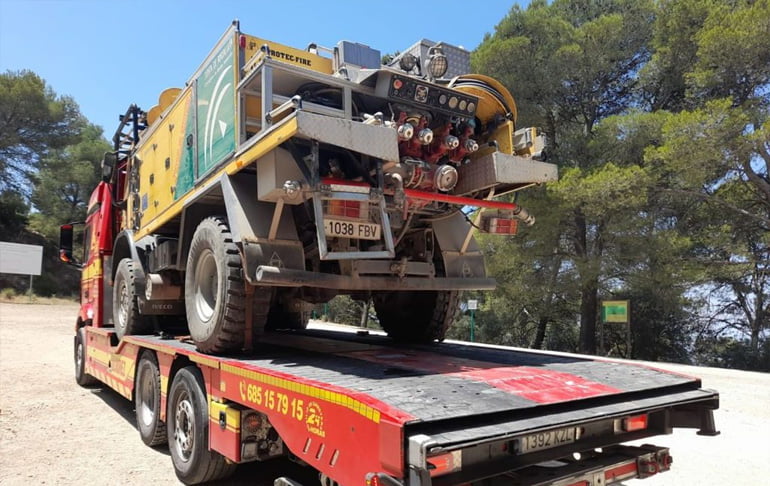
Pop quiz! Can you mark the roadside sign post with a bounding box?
[600,300,631,356]
[0,242,43,299]
[467,299,478,342]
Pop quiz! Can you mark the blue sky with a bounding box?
[0,0,521,137]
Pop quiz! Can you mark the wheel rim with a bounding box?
[76,339,84,374]
[137,365,155,427]
[117,281,129,333]
[173,392,195,462]
[193,248,218,328]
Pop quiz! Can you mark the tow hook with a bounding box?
[390,257,409,279]
[637,449,672,478]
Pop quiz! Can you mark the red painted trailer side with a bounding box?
[77,323,718,486]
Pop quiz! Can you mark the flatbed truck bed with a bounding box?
[78,324,719,486]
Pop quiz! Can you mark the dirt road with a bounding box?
[0,302,314,486]
[0,302,178,484]
[1,302,768,485]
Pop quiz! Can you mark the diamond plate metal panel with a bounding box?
[453,152,558,195]
[399,39,471,79]
[294,111,399,162]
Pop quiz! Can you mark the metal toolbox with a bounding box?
[453,151,558,196]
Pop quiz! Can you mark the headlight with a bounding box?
[399,53,417,72]
[427,47,448,79]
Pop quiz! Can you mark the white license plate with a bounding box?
[519,427,577,453]
[324,219,381,240]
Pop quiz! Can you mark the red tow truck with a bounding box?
[58,23,719,486]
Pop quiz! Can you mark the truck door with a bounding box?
[80,182,113,328]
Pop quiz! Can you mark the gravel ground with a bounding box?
[1,302,768,485]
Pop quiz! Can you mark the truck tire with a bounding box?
[74,327,98,387]
[135,351,167,446]
[184,217,249,353]
[167,366,236,484]
[373,290,460,343]
[113,258,151,340]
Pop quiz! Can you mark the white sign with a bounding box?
[0,242,43,276]
[467,299,478,311]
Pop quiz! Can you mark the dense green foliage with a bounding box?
[29,124,110,238]
[469,0,769,369]
[0,70,106,296]
[0,70,83,196]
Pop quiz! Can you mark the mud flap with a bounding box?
[241,239,305,285]
[220,172,305,283]
[431,212,487,279]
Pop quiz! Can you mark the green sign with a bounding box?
[175,96,196,199]
[196,35,236,176]
[602,300,630,323]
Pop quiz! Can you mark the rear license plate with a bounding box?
[324,219,381,240]
[519,427,577,453]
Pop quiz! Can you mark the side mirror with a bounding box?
[59,222,84,268]
[102,152,117,182]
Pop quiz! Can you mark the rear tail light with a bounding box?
[365,474,382,486]
[325,200,366,219]
[427,450,462,477]
[480,210,519,235]
[622,414,649,432]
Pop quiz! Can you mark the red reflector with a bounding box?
[242,413,262,434]
[623,414,648,432]
[482,216,519,235]
[327,200,362,219]
[427,451,462,477]
[239,34,247,49]
[605,462,638,481]
[366,474,381,486]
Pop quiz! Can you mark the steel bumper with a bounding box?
[254,265,496,291]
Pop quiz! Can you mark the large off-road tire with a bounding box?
[184,217,250,353]
[135,351,167,446]
[113,258,151,340]
[373,290,460,343]
[74,327,98,387]
[167,366,236,484]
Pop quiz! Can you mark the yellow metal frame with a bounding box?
[134,116,299,240]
